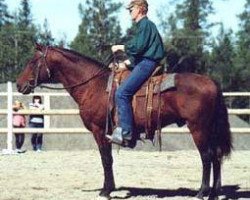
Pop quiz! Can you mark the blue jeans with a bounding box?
[29,122,44,150]
[115,58,156,132]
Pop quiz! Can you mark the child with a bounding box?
[29,96,44,152]
[13,100,26,153]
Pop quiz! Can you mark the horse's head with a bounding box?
[17,43,53,94]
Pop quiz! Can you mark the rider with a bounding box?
[106,0,165,145]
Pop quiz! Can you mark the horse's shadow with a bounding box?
[113,185,250,199]
[82,185,250,199]
[112,186,197,199]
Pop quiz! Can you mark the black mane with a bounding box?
[52,46,106,67]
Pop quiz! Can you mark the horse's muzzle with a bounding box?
[16,82,33,94]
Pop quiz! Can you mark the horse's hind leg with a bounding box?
[208,154,222,200]
[196,148,212,199]
[191,128,222,200]
[190,129,212,199]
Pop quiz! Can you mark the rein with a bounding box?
[39,68,108,90]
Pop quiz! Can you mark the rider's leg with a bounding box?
[107,58,156,143]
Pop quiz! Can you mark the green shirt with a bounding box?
[125,17,165,66]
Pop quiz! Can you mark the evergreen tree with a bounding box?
[0,0,37,83]
[70,0,122,61]
[209,27,235,91]
[160,0,216,74]
[234,0,250,91]
[37,18,55,45]
[0,0,12,28]
[18,0,31,27]
[0,0,14,82]
[16,0,37,72]
[0,23,16,82]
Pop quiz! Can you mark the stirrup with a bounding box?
[105,127,132,145]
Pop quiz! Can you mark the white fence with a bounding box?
[1,82,250,152]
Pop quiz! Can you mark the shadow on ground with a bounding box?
[82,185,250,199]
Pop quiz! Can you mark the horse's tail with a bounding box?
[211,81,233,158]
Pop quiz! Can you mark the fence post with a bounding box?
[7,81,13,151]
[2,82,14,154]
[44,94,50,129]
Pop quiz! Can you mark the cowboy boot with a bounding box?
[106,127,123,144]
[106,127,132,145]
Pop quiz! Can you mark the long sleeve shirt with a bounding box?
[125,16,165,66]
[29,103,44,124]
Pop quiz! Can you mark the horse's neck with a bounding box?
[56,60,87,86]
[54,56,108,105]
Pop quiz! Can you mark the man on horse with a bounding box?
[106,0,165,145]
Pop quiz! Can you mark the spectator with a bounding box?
[29,96,44,152]
[12,100,26,153]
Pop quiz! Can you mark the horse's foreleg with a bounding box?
[88,122,116,198]
[196,150,212,199]
[98,144,115,198]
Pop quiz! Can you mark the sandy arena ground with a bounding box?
[0,150,249,200]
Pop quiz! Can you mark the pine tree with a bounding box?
[70,0,122,61]
[0,0,12,28]
[161,0,215,74]
[234,0,250,91]
[0,0,37,82]
[209,27,235,91]
[0,0,14,82]
[0,20,18,82]
[37,18,55,46]
[16,0,37,69]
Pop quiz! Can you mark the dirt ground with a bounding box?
[0,150,249,200]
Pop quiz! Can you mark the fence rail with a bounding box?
[1,82,250,153]
[0,109,79,115]
[1,108,250,115]
[0,109,250,115]
[1,92,250,97]
[0,127,250,134]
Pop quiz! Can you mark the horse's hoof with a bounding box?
[192,197,204,200]
[208,196,219,200]
[99,188,113,200]
[96,196,111,200]
[208,191,219,200]
[195,193,205,200]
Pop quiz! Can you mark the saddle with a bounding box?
[106,65,176,142]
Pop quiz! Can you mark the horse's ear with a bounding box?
[35,43,43,51]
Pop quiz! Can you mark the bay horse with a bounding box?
[16,44,232,200]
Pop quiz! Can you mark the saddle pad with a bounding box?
[155,73,176,93]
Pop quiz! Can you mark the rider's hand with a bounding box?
[124,59,131,66]
[116,59,131,72]
[111,45,125,53]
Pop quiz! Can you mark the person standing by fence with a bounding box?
[29,96,44,152]
[12,100,26,153]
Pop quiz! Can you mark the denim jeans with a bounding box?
[115,58,156,132]
[29,122,44,150]
[13,125,25,149]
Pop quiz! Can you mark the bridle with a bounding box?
[27,46,51,92]
[28,46,110,91]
